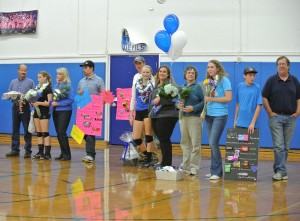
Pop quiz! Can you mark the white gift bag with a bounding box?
[28,110,36,134]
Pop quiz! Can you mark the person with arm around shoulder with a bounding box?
[177,66,204,176]
[203,60,232,180]
[52,67,74,161]
[78,60,105,163]
[6,64,35,158]
[262,56,300,181]
[31,71,53,160]
[234,67,262,134]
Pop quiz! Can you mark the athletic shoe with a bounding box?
[81,156,95,163]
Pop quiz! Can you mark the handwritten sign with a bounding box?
[70,125,84,144]
[224,128,259,182]
[76,95,103,136]
[74,88,92,109]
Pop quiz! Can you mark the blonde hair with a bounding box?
[38,71,52,87]
[56,67,71,84]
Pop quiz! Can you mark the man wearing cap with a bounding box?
[262,56,300,181]
[234,66,262,134]
[78,60,105,163]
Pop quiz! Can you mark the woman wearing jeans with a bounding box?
[203,60,232,180]
[52,67,74,161]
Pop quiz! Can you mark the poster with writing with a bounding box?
[76,95,103,136]
[74,88,92,109]
[0,10,38,35]
[224,128,259,182]
[70,125,85,144]
[116,88,132,120]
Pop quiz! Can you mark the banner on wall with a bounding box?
[0,10,38,35]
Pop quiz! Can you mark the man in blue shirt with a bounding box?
[78,60,105,163]
[262,56,300,181]
[234,67,262,134]
[6,64,35,158]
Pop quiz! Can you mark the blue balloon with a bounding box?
[155,30,171,53]
[163,14,179,35]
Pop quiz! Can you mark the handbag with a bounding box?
[28,110,36,134]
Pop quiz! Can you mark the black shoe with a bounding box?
[61,157,71,161]
[32,152,43,159]
[54,155,63,160]
[24,150,32,158]
[40,154,51,160]
[140,162,151,168]
[6,150,20,157]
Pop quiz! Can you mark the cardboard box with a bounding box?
[155,170,184,181]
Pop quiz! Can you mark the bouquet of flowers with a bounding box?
[119,131,139,166]
[200,75,219,119]
[1,91,22,100]
[178,87,193,119]
[23,82,49,103]
[53,85,70,101]
[158,83,179,100]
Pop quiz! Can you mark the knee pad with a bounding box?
[42,132,49,138]
[37,132,43,137]
[133,138,142,146]
[145,135,153,143]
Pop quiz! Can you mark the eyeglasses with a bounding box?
[186,71,195,75]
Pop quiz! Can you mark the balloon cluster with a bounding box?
[155,14,187,60]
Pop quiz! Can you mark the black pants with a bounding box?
[53,110,72,159]
[12,103,32,151]
[152,117,178,167]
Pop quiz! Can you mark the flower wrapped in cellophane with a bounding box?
[119,131,139,166]
[23,82,49,103]
[1,91,22,100]
[200,75,219,119]
[53,85,70,101]
[178,86,193,119]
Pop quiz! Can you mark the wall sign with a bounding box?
[224,128,259,182]
[0,10,38,35]
[121,28,147,52]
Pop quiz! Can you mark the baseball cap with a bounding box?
[133,56,145,63]
[244,67,257,74]
[79,60,94,68]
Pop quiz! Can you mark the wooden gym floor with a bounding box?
[0,136,300,220]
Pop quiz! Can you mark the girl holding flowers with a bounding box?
[31,71,53,160]
[177,66,204,175]
[203,60,232,180]
[129,65,155,168]
[51,67,74,161]
[149,65,179,168]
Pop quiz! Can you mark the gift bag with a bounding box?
[28,110,36,134]
[119,131,139,166]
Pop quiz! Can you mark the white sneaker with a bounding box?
[81,156,94,163]
[205,173,211,178]
[210,175,221,180]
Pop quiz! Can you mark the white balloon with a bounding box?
[167,30,187,60]
[168,48,183,61]
[170,31,187,51]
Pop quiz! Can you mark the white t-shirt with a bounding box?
[130,73,155,110]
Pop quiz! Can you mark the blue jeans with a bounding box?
[53,110,72,159]
[268,114,297,176]
[205,115,228,177]
[12,103,32,151]
[84,135,96,159]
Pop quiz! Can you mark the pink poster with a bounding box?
[116,88,132,120]
[76,95,103,136]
